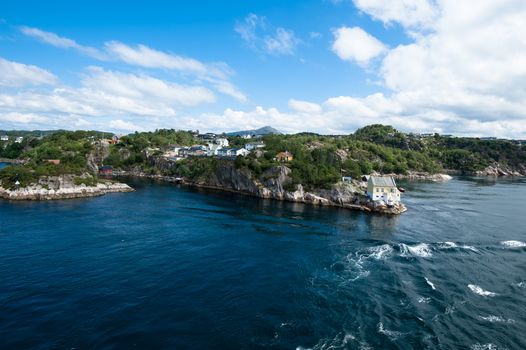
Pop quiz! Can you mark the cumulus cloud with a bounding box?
[352,0,439,28]
[235,14,300,56]
[288,99,322,113]
[326,0,526,137]
[0,57,58,87]
[331,27,386,66]
[0,66,216,124]
[108,119,143,132]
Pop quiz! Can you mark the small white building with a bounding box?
[15,136,23,143]
[245,141,265,151]
[215,137,229,148]
[206,143,223,156]
[217,148,249,157]
[0,135,8,141]
[367,176,401,204]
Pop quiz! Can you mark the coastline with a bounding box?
[0,175,134,201]
[111,171,407,215]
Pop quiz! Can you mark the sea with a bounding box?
[1,162,525,349]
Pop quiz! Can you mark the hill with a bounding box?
[225,126,280,137]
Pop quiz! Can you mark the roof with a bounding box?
[368,176,397,187]
[277,151,293,156]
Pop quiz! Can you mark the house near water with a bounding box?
[367,176,401,205]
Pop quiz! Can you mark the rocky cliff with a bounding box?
[474,164,526,177]
[0,174,133,200]
[187,162,406,215]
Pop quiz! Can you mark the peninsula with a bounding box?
[1,125,525,214]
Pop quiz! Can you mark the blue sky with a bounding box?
[1,0,525,137]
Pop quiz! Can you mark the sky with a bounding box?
[0,0,525,138]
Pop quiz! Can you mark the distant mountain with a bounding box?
[226,126,281,137]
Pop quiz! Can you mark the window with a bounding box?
[376,188,379,192]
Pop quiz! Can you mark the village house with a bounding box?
[217,148,249,158]
[46,159,61,165]
[0,135,8,141]
[215,137,229,148]
[367,176,401,204]
[99,165,113,174]
[198,133,217,142]
[187,145,207,157]
[275,151,293,162]
[245,141,265,151]
[15,136,23,143]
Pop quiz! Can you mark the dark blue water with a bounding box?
[1,171,525,349]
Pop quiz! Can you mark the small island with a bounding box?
[1,125,525,214]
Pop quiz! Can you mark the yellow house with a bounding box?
[276,151,293,162]
[367,176,401,204]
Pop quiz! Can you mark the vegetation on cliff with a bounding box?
[0,131,99,188]
[2,125,525,190]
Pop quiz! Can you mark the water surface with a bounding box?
[1,177,525,349]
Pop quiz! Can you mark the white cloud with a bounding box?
[235,14,300,56]
[105,41,208,75]
[82,66,215,107]
[0,112,50,124]
[331,27,386,66]
[264,28,299,55]
[352,0,439,28]
[0,67,216,122]
[0,57,58,87]
[20,27,246,102]
[108,119,143,132]
[20,26,106,59]
[288,99,322,113]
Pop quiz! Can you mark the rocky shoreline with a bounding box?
[113,166,407,215]
[0,175,133,201]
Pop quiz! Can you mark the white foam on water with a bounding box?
[516,281,525,288]
[418,297,431,303]
[365,244,394,260]
[479,315,514,323]
[445,305,455,315]
[500,240,526,248]
[468,284,498,297]
[438,241,478,252]
[425,277,436,290]
[377,322,404,341]
[470,344,502,350]
[400,243,433,258]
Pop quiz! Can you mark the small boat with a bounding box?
[398,187,406,193]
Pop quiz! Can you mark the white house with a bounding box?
[245,141,265,151]
[217,148,249,157]
[367,176,401,204]
[206,143,223,156]
[0,135,8,141]
[215,137,229,148]
[233,148,249,157]
[15,136,23,143]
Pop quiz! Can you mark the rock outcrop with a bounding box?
[475,164,526,177]
[0,174,133,201]
[185,162,406,215]
[390,171,453,181]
